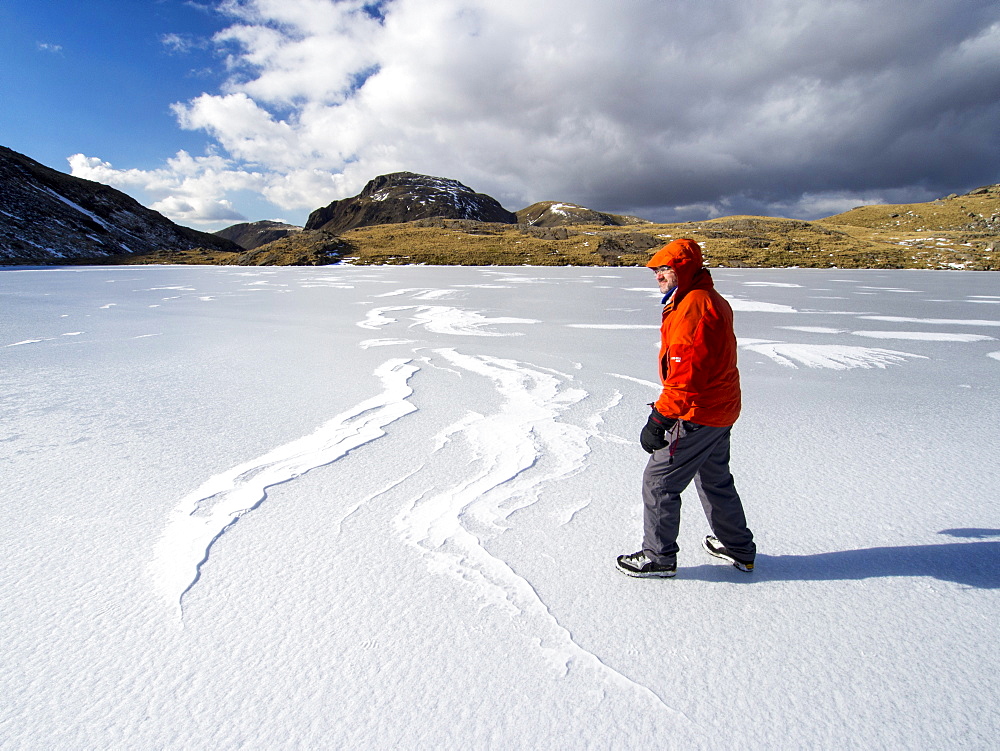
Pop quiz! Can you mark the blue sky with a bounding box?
[0,1,225,170]
[3,1,1000,231]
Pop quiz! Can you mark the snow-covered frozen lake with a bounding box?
[2,264,999,749]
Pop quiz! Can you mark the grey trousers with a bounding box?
[642,422,755,566]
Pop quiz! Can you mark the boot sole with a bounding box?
[702,537,754,572]
[616,561,677,578]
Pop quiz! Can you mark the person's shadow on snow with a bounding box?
[681,529,1000,589]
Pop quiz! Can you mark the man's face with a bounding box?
[653,265,677,294]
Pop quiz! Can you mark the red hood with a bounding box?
[646,238,704,294]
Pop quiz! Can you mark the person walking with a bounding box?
[616,238,756,578]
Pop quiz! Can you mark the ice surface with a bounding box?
[2,264,998,749]
[151,358,419,614]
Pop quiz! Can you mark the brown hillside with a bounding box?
[814,184,999,269]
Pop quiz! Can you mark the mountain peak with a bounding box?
[305,172,517,233]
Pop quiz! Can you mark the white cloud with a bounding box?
[77,0,1000,228]
[160,32,214,55]
[161,33,194,54]
[172,93,303,167]
[68,151,263,225]
[150,195,244,222]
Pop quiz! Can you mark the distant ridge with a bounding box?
[516,201,647,227]
[0,145,239,264]
[214,220,302,250]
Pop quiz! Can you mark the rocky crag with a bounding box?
[0,145,238,264]
[305,172,518,234]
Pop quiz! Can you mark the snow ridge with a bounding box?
[357,305,538,335]
[741,341,928,369]
[397,348,592,554]
[394,349,700,727]
[35,184,114,232]
[150,358,419,616]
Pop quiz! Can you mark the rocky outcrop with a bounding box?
[305,172,518,234]
[516,201,647,228]
[593,232,665,262]
[0,145,239,264]
[225,230,353,266]
[214,220,302,250]
[957,184,1000,198]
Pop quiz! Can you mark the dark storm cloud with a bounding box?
[74,0,1000,226]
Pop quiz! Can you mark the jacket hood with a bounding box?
[646,238,704,293]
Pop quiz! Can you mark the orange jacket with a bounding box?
[647,239,741,427]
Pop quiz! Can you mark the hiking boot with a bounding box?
[702,536,754,572]
[616,550,677,578]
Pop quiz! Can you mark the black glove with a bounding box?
[640,407,676,454]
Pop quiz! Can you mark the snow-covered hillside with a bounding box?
[2,264,998,749]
